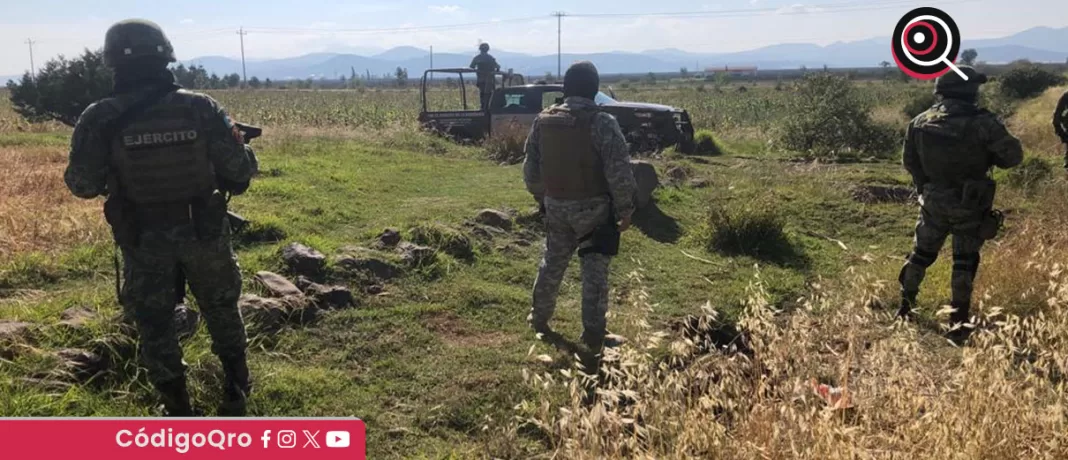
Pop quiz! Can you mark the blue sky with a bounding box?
[2,0,1065,74]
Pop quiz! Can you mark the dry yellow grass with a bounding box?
[1009,86,1067,157]
[0,145,106,259]
[509,255,1068,459]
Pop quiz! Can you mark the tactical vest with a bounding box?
[537,106,609,200]
[109,90,215,205]
[914,107,991,190]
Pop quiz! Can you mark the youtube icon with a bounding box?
[326,431,350,448]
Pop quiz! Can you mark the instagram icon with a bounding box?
[277,430,298,449]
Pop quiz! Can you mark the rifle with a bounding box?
[176,122,263,304]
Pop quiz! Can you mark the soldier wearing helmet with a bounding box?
[897,65,1022,343]
[1054,90,1068,168]
[470,42,500,111]
[65,19,257,416]
[523,61,636,358]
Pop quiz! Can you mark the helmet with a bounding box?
[563,61,600,100]
[934,65,988,97]
[104,19,176,68]
[479,43,490,52]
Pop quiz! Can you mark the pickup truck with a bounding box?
[418,68,696,154]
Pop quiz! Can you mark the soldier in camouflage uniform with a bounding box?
[1054,90,1068,168]
[898,65,1022,342]
[470,43,500,111]
[523,61,637,354]
[65,19,257,416]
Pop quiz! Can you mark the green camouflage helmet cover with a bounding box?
[934,65,988,96]
[104,19,177,67]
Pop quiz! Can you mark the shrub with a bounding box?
[997,62,1067,100]
[778,73,896,159]
[484,130,527,165]
[409,223,474,260]
[6,49,112,126]
[902,90,937,119]
[702,198,803,266]
[693,130,723,156]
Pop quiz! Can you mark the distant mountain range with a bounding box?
[3,26,1066,84]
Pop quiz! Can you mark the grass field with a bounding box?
[2,80,1068,458]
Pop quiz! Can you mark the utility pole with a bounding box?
[430,46,434,70]
[25,39,36,81]
[237,27,248,87]
[552,12,566,80]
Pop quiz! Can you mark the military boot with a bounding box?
[218,353,251,416]
[897,291,917,320]
[528,313,552,336]
[946,301,974,345]
[156,377,194,417]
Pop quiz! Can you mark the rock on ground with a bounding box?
[55,348,106,382]
[239,295,320,334]
[689,178,711,189]
[631,160,659,210]
[304,284,356,310]
[58,306,97,329]
[0,321,34,358]
[254,271,304,297]
[282,242,327,276]
[174,304,201,341]
[475,209,514,231]
[336,255,404,281]
[466,223,508,241]
[665,165,691,183]
[376,228,402,248]
[294,275,316,292]
[397,242,437,268]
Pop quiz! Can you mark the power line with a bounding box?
[243,16,544,35]
[567,0,976,18]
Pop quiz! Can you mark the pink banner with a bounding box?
[0,418,366,459]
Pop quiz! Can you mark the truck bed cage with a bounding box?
[420,68,526,113]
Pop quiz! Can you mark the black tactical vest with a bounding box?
[108,90,215,205]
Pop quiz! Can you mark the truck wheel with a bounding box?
[676,136,696,155]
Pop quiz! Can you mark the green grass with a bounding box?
[0,126,935,457]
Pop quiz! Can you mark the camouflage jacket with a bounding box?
[903,98,1022,194]
[1055,91,1068,143]
[523,96,637,219]
[65,84,256,200]
[470,53,500,82]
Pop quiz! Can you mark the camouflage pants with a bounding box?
[531,196,614,342]
[899,197,985,307]
[477,82,494,111]
[121,224,246,386]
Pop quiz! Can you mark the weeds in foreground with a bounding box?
[700,198,805,267]
[484,130,528,165]
[503,262,1068,459]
